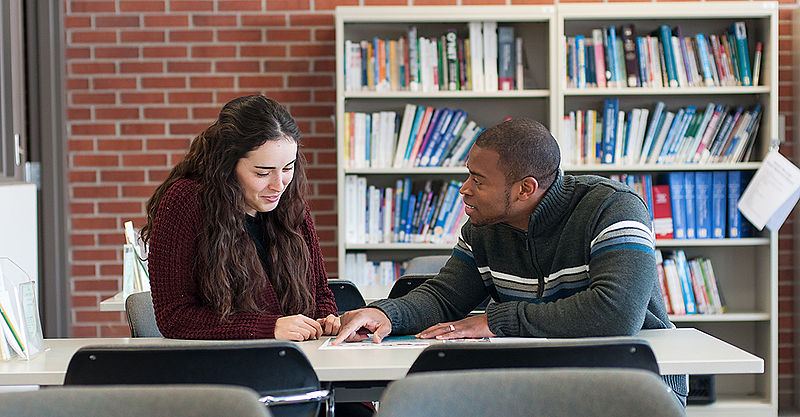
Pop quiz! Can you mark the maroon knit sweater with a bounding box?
[148,178,337,339]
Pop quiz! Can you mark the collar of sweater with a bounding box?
[526,170,573,233]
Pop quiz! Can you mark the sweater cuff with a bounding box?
[486,301,520,337]
[367,300,401,331]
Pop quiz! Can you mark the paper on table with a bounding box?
[319,335,493,349]
[738,150,800,231]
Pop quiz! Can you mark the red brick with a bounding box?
[66,47,92,60]
[288,74,333,88]
[170,1,214,11]
[191,45,236,58]
[168,91,214,104]
[313,60,335,72]
[95,108,140,121]
[68,107,92,120]
[73,248,118,261]
[241,15,286,27]
[71,264,97,277]
[121,30,165,43]
[67,138,94,151]
[241,45,286,58]
[215,60,261,73]
[72,185,118,199]
[76,311,124,323]
[289,14,333,26]
[143,108,189,119]
[72,123,117,135]
[121,92,165,104]
[315,28,335,42]
[143,46,188,58]
[120,61,164,73]
[71,92,116,105]
[267,0,310,10]
[71,30,117,43]
[308,197,335,211]
[191,107,220,119]
[461,0,504,3]
[70,1,117,13]
[239,75,284,88]
[190,76,235,89]
[72,326,98,337]
[65,16,93,28]
[263,60,310,72]
[170,152,188,163]
[146,138,191,150]
[67,78,90,90]
[291,105,334,118]
[291,44,334,58]
[95,16,140,28]
[98,233,126,245]
[122,153,169,166]
[70,203,95,215]
[169,30,214,43]
[306,167,336,179]
[120,123,165,135]
[100,170,146,182]
[95,47,140,59]
[218,0,263,11]
[315,150,337,164]
[267,29,311,42]
[302,136,334,149]
[144,14,189,27]
[100,325,132,337]
[167,61,212,73]
[72,295,99,308]
[148,169,171,182]
[192,15,238,27]
[93,77,138,90]
[312,89,335,103]
[72,217,118,230]
[120,1,165,12]
[122,185,157,198]
[170,122,212,135]
[98,201,143,213]
[217,90,263,103]
[71,62,116,75]
[70,170,98,183]
[141,76,186,89]
[73,154,120,167]
[98,138,143,151]
[315,0,359,10]
[218,29,263,42]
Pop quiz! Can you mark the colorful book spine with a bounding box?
[694,172,713,239]
[658,25,679,87]
[683,172,696,239]
[602,98,619,164]
[667,172,687,239]
[711,171,727,238]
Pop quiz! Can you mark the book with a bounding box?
[574,35,586,89]
[621,24,639,87]
[482,21,498,92]
[591,29,607,88]
[468,22,484,91]
[497,26,515,90]
[732,22,752,86]
[654,250,673,314]
[694,172,713,239]
[601,98,619,164]
[430,110,467,167]
[639,102,665,164]
[658,25,679,87]
[727,170,754,238]
[711,171,727,238]
[683,172,696,239]
[414,108,445,167]
[675,250,698,314]
[515,37,524,90]
[652,184,674,239]
[662,256,686,314]
[752,41,762,86]
[667,172,687,239]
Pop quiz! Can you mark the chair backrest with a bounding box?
[387,274,434,299]
[0,385,272,417]
[375,368,686,417]
[407,339,660,375]
[404,255,449,275]
[64,341,322,417]
[125,291,163,337]
[327,279,366,314]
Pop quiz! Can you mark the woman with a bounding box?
[141,95,340,340]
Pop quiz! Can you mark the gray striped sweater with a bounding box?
[371,172,687,403]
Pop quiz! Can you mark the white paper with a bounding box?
[738,150,800,231]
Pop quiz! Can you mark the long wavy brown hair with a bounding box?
[141,95,313,319]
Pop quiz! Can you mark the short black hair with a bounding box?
[474,118,561,190]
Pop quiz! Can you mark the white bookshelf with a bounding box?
[336,4,778,415]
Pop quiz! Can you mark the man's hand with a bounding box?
[331,308,392,345]
[274,314,323,341]
[317,314,341,336]
[416,314,496,340]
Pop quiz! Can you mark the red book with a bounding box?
[652,185,674,239]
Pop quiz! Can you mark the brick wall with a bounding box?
[63,0,798,408]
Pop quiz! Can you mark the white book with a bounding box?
[393,104,417,168]
[633,108,649,163]
[671,36,687,87]
[355,253,368,286]
[345,253,357,284]
[648,37,664,88]
[368,185,380,243]
[482,21,498,92]
[354,112,367,168]
[615,110,625,164]
[662,258,687,315]
[561,114,576,166]
[646,112,675,164]
[625,109,641,165]
[383,188,394,243]
[370,112,380,168]
[356,176,367,244]
[345,176,358,243]
[468,21,484,91]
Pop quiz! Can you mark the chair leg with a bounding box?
[326,384,335,417]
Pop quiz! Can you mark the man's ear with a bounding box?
[518,177,539,201]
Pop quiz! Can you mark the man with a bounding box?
[333,118,687,405]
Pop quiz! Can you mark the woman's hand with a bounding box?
[274,314,323,341]
[317,314,341,335]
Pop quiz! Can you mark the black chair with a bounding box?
[387,274,433,299]
[327,279,366,314]
[64,342,331,417]
[407,339,660,375]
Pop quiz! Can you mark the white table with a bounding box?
[0,328,762,387]
[99,292,124,312]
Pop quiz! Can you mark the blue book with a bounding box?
[432,181,460,241]
[575,35,586,88]
[675,250,698,314]
[403,106,427,163]
[732,22,752,86]
[403,194,417,243]
[397,177,412,242]
[694,172,713,239]
[364,114,372,166]
[695,33,715,86]
[667,172,687,239]
[683,172,696,239]
[657,109,685,164]
[414,108,444,167]
[666,106,696,161]
[419,108,453,167]
[643,174,654,222]
[728,171,754,238]
[602,98,620,164]
[711,171,727,238]
[392,179,404,242]
[658,25,679,87]
[605,27,619,87]
[636,37,649,86]
[639,102,665,163]
[430,110,467,167]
